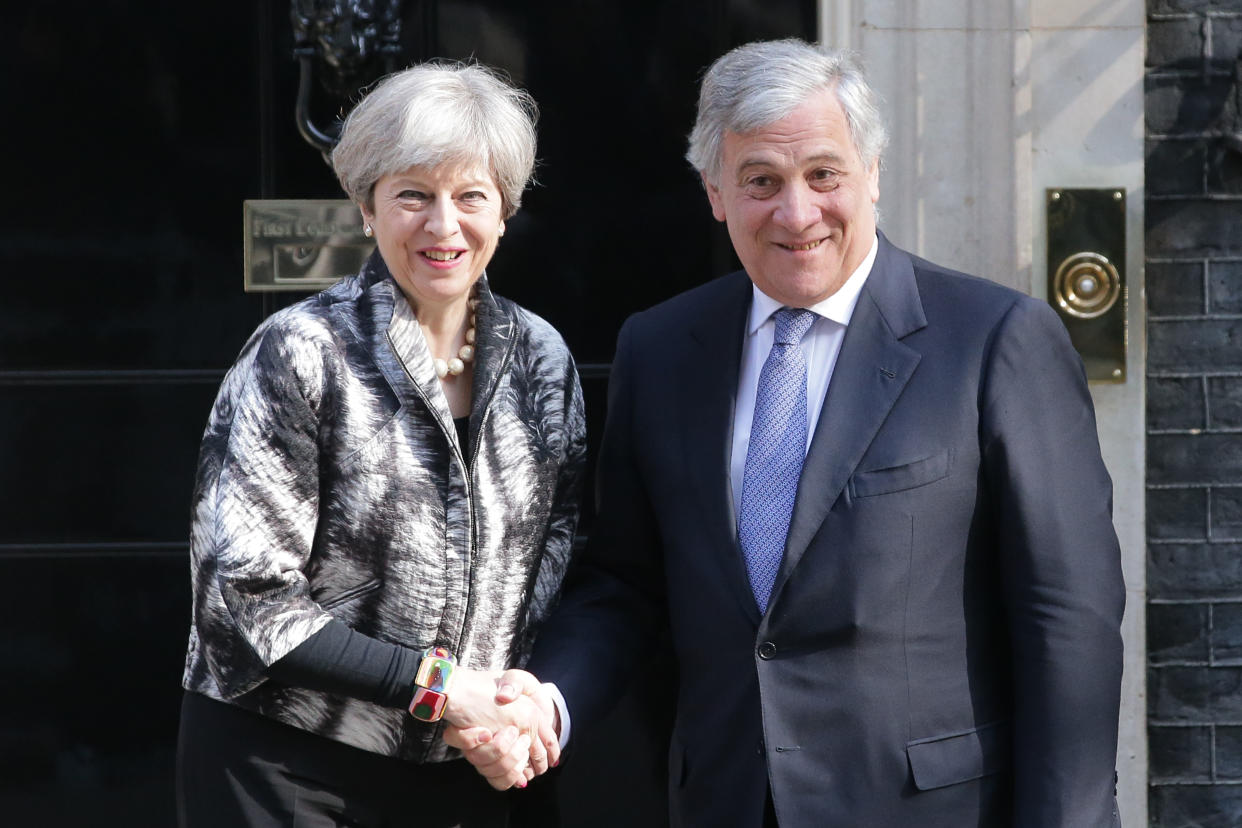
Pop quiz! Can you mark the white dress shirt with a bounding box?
[729,235,879,518]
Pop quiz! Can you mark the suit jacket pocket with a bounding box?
[906,720,1009,791]
[849,450,951,498]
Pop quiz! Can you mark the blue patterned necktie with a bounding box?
[739,307,817,613]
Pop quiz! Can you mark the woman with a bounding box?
[177,62,585,827]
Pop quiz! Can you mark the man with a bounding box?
[454,39,1124,827]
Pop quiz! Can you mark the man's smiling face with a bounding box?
[704,87,880,307]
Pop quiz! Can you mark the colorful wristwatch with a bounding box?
[408,646,457,722]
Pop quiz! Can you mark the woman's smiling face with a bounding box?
[363,162,505,311]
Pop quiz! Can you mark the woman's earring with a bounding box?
[364,224,373,238]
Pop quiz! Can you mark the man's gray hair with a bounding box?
[332,62,537,218]
[686,39,888,184]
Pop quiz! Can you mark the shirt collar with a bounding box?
[747,234,879,335]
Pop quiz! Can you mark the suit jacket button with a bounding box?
[758,641,777,660]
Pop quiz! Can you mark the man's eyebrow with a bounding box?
[804,152,848,166]
[735,157,775,174]
[734,151,848,173]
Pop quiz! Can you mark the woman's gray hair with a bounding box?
[687,39,888,184]
[332,62,537,218]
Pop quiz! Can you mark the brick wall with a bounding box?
[1147,1,1242,824]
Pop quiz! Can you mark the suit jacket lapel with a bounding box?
[772,236,927,602]
[682,272,762,625]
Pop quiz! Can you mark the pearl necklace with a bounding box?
[432,296,478,379]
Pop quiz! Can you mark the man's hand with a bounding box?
[494,668,561,750]
[442,669,561,790]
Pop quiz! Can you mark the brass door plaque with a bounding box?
[244,200,373,292]
[1046,188,1127,383]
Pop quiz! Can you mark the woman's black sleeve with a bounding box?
[265,619,420,710]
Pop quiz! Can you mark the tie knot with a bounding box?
[773,308,817,345]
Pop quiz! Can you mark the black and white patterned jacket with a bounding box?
[181,252,586,762]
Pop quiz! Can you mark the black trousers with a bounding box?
[177,691,549,828]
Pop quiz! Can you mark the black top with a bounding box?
[266,619,419,709]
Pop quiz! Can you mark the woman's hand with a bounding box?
[442,669,560,790]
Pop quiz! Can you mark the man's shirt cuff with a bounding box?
[543,682,571,751]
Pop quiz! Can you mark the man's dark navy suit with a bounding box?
[530,233,1124,827]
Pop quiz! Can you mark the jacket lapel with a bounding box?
[466,276,515,453]
[771,236,927,602]
[357,256,437,415]
[383,281,458,434]
[368,251,513,462]
[681,272,762,625]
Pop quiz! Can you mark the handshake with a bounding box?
[440,668,561,790]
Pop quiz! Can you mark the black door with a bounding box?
[2,2,812,824]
